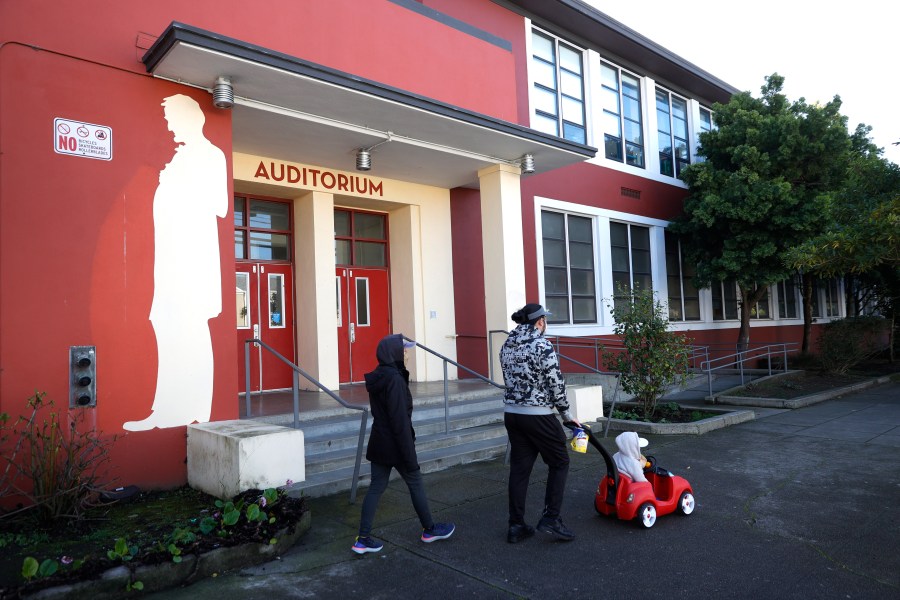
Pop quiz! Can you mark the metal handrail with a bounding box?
[700,342,800,398]
[402,336,505,434]
[243,339,368,503]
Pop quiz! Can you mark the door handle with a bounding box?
[350,322,356,343]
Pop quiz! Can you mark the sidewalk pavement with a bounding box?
[153,380,900,599]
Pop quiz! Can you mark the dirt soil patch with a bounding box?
[730,357,900,399]
[0,486,308,597]
[732,371,871,399]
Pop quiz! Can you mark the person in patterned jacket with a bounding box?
[500,303,581,543]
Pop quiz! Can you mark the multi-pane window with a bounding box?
[749,289,771,319]
[777,277,799,319]
[712,280,739,321]
[823,278,841,317]
[334,209,388,267]
[699,107,713,134]
[664,232,700,321]
[695,107,713,163]
[601,63,644,168]
[541,210,596,324]
[531,30,586,144]
[610,222,652,313]
[234,196,291,261]
[656,89,690,178]
[810,278,842,318]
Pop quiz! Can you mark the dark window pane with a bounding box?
[250,199,290,230]
[630,226,650,249]
[335,239,351,265]
[544,267,569,294]
[354,241,386,267]
[563,122,586,144]
[334,210,351,237]
[545,296,569,324]
[234,197,246,227]
[569,241,593,269]
[542,239,567,267]
[570,269,595,294]
[234,230,245,260]
[249,232,290,261]
[354,213,385,240]
[356,279,369,326]
[605,135,622,161]
[573,297,596,322]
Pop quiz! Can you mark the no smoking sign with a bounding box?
[54,117,113,161]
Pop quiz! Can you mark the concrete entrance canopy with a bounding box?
[143,22,596,190]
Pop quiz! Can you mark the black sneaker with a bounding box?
[507,523,535,544]
[537,516,575,541]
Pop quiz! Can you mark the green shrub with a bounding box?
[603,288,691,419]
[818,317,889,374]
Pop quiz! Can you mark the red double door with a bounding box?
[336,267,391,383]
[236,262,295,392]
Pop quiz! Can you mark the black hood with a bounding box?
[375,334,406,366]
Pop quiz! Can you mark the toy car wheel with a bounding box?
[638,503,656,528]
[678,491,695,515]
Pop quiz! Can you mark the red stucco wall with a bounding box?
[0,0,520,492]
[0,45,235,490]
[0,0,518,122]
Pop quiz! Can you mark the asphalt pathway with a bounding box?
[152,380,900,599]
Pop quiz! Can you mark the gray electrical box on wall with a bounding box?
[69,346,96,408]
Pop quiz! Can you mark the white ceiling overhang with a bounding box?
[143,22,596,190]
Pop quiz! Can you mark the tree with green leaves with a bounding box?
[669,74,851,351]
[786,126,900,359]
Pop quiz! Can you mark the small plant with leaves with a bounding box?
[0,392,117,525]
[157,527,197,563]
[199,487,283,537]
[603,288,691,420]
[107,537,139,562]
[20,554,84,583]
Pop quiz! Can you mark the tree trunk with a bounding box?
[737,287,751,353]
[800,273,814,353]
[736,284,768,354]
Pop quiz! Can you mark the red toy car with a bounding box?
[576,424,695,528]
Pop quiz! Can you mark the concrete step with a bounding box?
[270,390,508,499]
[289,434,509,499]
[303,404,505,455]
[304,422,507,475]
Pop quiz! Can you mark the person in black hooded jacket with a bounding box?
[351,334,456,554]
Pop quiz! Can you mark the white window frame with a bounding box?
[528,26,588,145]
[535,197,667,335]
[664,233,701,322]
[539,208,598,325]
[655,86,691,179]
[598,60,645,169]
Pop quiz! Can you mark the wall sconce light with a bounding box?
[212,76,234,109]
[356,149,372,171]
[355,133,393,172]
[520,153,535,174]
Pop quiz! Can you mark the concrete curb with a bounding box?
[713,375,894,409]
[19,512,312,600]
[596,406,756,435]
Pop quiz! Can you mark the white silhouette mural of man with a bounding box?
[125,94,227,431]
